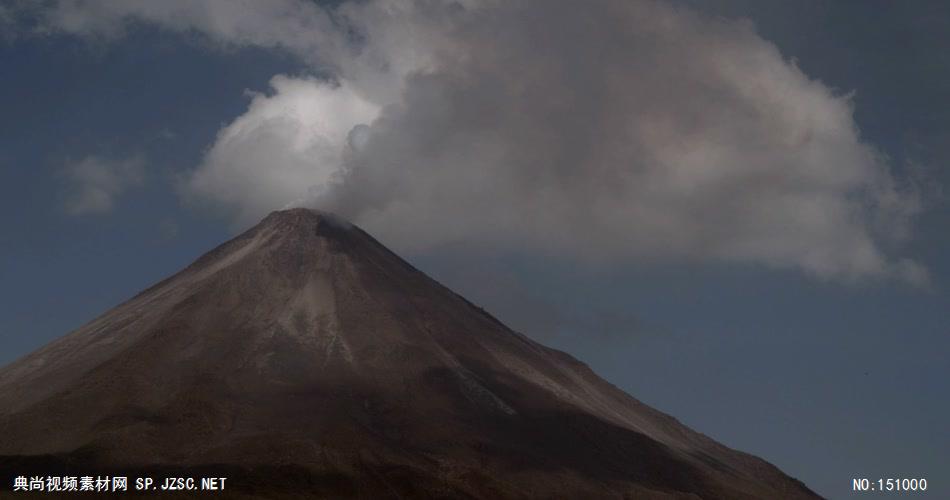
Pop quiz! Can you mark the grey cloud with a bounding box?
[33,0,344,59]
[27,0,929,284]
[61,155,145,216]
[324,1,927,284]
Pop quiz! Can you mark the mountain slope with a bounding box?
[0,209,819,499]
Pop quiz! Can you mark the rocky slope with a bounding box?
[0,209,819,499]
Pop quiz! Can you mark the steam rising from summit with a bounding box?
[25,0,926,283]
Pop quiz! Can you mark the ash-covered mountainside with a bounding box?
[0,208,820,499]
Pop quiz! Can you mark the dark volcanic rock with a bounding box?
[0,209,820,499]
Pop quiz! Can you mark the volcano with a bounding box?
[0,209,818,499]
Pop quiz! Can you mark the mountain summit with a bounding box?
[0,209,819,498]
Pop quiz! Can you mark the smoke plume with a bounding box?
[25,0,927,283]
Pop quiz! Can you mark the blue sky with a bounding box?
[1,1,948,498]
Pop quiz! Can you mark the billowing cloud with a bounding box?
[29,0,928,283]
[184,75,378,224]
[61,155,145,215]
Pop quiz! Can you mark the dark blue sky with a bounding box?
[1,2,948,498]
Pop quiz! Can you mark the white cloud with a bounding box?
[62,155,145,215]
[30,0,929,284]
[183,75,379,225]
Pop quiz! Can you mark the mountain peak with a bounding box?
[263,206,342,223]
[0,209,820,499]
[258,207,353,237]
